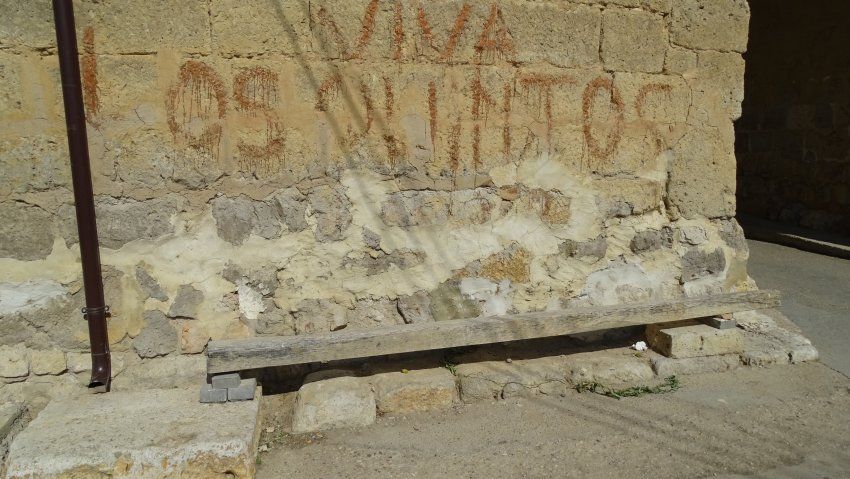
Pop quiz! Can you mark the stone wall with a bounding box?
[736,0,850,235]
[0,0,751,404]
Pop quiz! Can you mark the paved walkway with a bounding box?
[746,239,850,377]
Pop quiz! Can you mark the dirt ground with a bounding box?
[256,362,850,478]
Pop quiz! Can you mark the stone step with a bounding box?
[4,388,262,479]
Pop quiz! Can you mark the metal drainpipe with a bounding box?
[52,0,111,391]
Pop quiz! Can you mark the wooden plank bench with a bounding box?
[206,290,780,374]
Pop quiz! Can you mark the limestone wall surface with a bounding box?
[0,0,751,403]
[736,0,850,235]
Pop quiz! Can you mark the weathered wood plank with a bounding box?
[207,290,780,374]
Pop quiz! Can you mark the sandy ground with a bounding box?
[746,239,850,376]
[256,363,850,478]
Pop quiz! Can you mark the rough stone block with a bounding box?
[293,298,349,334]
[307,185,352,242]
[456,357,566,402]
[5,389,260,478]
[717,219,748,252]
[371,368,457,414]
[346,298,405,330]
[291,375,376,433]
[789,345,819,364]
[560,235,608,260]
[168,285,204,319]
[0,2,54,50]
[449,189,502,225]
[679,225,708,245]
[0,136,71,197]
[110,355,204,392]
[576,0,670,13]
[29,350,66,376]
[564,349,655,386]
[0,53,22,114]
[688,51,746,123]
[428,280,482,322]
[199,384,227,403]
[397,292,434,324]
[668,127,737,219]
[309,0,397,61]
[93,55,160,120]
[227,378,258,402]
[670,0,750,53]
[0,403,24,438]
[135,265,168,301]
[95,195,185,249]
[211,373,242,390]
[77,0,212,54]
[211,0,310,56]
[65,352,92,374]
[664,45,697,74]
[211,195,282,246]
[457,374,503,402]
[647,323,744,359]
[596,177,665,218]
[742,337,790,367]
[1,402,26,474]
[179,321,210,354]
[132,310,179,359]
[737,314,819,367]
[0,202,54,261]
[506,3,601,68]
[602,8,666,73]
[0,346,29,381]
[344,249,426,276]
[650,353,741,377]
[630,227,673,254]
[381,191,450,227]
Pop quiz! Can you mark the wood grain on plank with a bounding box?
[207,290,780,373]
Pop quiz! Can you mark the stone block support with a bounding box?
[646,323,744,359]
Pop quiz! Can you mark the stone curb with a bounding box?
[740,214,850,260]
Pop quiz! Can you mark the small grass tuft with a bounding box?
[575,376,680,400]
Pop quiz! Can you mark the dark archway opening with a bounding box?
[736,0,850,238]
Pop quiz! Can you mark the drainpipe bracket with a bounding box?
[81,305,110,319]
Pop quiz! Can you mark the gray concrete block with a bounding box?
[199,384,227,403]
[211,372,241,389]
[227,378,257,402]
[703,317,737,330]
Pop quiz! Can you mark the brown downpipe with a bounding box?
[52,0,111,391]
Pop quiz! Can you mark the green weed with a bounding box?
[575,376,680,400]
